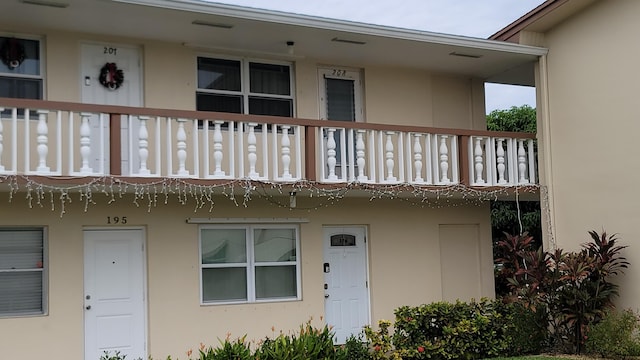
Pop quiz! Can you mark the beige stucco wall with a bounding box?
[5,29,487,131]
[0,192,492,360]
[538,0,640,309]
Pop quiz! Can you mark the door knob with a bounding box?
[86,305,91,310]
[324,294,329,298]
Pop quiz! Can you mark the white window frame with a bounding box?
[0,227,48,317]
[0,33,45,100]
[199,224,301,305]
[318,67,364,122]
[196,55,296,116]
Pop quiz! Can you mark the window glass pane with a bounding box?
[255,265,297,299]
[0,77,42,99]
[326,78,355,121]
[249,62,290,95]
[201,229,246,264]
[197,58,241,91]
[197,93,243,114]
[0,229,43,270]
[202,267,247,302]
[0,37,40,76]
[0,271,43,314]
[248,97,292,117]
[254,228,296,262]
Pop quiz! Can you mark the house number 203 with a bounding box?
[107,216,127,224]
[103,47,118,55]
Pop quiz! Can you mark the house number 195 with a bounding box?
[107,216,127,224]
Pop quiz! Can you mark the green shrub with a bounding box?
[393,299,516,360]
[586,309,640,359]
[198,336,253,360]
[336,334,371,360]
[255,320,337,360]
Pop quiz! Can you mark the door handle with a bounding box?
[324,294,329,298]
[86,305,91,310]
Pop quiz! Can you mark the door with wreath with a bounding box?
[80,42,142,175]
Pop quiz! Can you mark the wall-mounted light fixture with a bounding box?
[289,192,297,208]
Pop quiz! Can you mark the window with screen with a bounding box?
[0,227,46,317]
[196,57,293,117]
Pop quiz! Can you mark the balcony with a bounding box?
[0,98,537,191]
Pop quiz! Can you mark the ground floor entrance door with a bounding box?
[84,229,146,360]
[323,226,370,344]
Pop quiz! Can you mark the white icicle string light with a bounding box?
[0,175,544,218]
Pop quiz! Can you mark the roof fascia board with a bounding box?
[113,0,548,56]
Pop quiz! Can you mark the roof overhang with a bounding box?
[2,0,547,85]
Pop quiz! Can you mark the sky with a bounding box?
[208,0,544,113]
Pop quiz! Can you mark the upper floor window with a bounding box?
[196,57,293,117]
[0,36,43,100]
[0,227,47,317]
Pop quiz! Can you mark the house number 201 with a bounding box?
[107,216,127,224]
[103,47,118,55]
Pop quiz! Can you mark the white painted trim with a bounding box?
[115,0,548,56]
[187,217,309,224]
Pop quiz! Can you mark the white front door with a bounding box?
[323,226,370,344]
[84,229,146,360]
[80,42,142,174]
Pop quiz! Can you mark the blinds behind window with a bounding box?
[326,78,355,122]
[0,229,44,315]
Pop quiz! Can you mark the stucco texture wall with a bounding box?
[541,0,640,309]
[0,192,492,359]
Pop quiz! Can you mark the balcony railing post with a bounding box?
[0,108,4,172]
[109,113,121,176]
[356,129,367,182]
[213,120,225,177]
[79,112,93,174]
[176,118,189,177]
[281,125,292,180]
[36,110,50,173]
[496,138,507,184]
[459,135,470,186]
[304,126,316,182]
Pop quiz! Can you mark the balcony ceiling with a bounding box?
[2,0,547,85]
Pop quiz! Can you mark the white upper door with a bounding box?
[84,229,146,360]
[80,43,142,174]
[323,226,370,344]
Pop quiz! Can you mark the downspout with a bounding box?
[537,54,557,250]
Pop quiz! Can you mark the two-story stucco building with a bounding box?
[0,1,544,359]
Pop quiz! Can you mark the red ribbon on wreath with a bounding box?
[99,62,124,90]
[1,38,26,69]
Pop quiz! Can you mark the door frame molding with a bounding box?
[82,226,148,359]
[322,225,372,335]
[317,67,364,122]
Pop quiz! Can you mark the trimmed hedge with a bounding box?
[393,299,545,359]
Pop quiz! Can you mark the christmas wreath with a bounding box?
[99,62,124,90]
[1,38,26,69]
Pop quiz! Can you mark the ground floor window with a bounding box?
[199,224,300,304]
[0,227,46,316]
